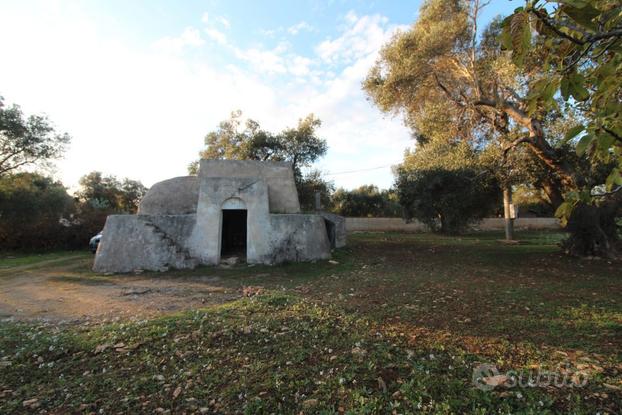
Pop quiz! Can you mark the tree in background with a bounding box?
[396,168,499,234]
[297,169,335,212]
[71,172,147,247]
[189,111,329,206]
[0,171,148,251]
[189,111,327,178]
[0,173,73,249]
[331,185,402,217]
[0,96,149,251]
[0,96,70,176]
[76,171,147,213]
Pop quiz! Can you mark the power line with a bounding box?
[323,164,396,176]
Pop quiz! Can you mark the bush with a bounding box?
[396,168,499,234]
[0,173,74,250]
[0,173,127,251]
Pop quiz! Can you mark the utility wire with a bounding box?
[323,164,396,176]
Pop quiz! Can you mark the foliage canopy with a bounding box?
[0,97,70,176]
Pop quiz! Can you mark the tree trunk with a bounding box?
[541,178,564,209]
[503,186,514,241]
[478,100,622,257]
[562,199,620,258]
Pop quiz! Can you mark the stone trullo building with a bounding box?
[93,160,345,273]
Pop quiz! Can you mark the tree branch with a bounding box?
[434,74,465,107]
[603,127,622,144]
[589,29,622,43]
[0,158,35,176]
[530,8,584,45]
[502,136,533,156]
[531,8,622,46]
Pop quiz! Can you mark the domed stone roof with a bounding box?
[138,176,199,215]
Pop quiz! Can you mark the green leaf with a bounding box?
[596,133,616,152]
[564,125,585,143]
[555,201,576,226]
[500,16,514,50]
[560,5,599,30]
[576,134,593,156]
[560,77,570,100]
[543,79,558,101]
[605,168,622,191]
[527,78,547,99]
[510,12,531,66]
[578,189,592,204]
[566,72,590,101]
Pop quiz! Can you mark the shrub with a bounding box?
[396,168,499,234]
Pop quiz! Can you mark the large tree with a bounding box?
[189,111,327,180]
[501,0,621,256]
[189,111,329,207]
[364,0,621,257]
[0,96,70,176]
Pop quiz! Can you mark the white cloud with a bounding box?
[259,28,277,38]
[152,27,204,53]
[232,42,318,77]
[287,21,313,35]
[315,11,405,65]
[204,27,227,45]
[289,56,313,77]
[201,12,229,45]
[0,5,411,190]
[235,47,287,74]
[218,16,230,28]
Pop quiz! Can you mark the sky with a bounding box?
[0,0,519,190]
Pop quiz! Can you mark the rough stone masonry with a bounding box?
[93,160,346,273]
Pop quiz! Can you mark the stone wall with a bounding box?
[93,215,198,273]
[345,217,561,232]
[188,177,273,265]
[316,212,347,248]
[200,159,300,213]
[269,214,331,263]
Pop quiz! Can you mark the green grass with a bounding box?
[0,251,87,268]
[0,231,620,414]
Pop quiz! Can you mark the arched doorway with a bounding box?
[221,198,247,259]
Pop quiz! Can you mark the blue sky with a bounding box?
[0,0,519,190]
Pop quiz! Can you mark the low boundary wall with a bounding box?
[345,217,560,232]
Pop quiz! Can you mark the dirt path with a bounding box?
[0,256,242,322]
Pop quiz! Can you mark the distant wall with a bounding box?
[345,217,561,232]
[346,218,427,232]
[473,218,560,231]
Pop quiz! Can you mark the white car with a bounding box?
[89,232,102,254]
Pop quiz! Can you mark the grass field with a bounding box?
[0,231,620,413]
